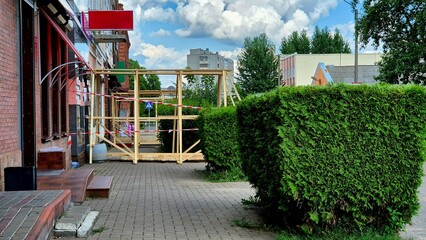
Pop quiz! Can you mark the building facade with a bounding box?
[187,48,234,74]
[280,53,382,86]
[0,0,130,190]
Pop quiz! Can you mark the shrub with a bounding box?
[157,99,203,152]
[198,107,243,178]
[237,84,426,233]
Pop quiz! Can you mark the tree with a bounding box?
[237,33,279,96]
[281,27,351,55]
[311,26,351,54]
[358,1,426,84]
[280,30,311,54]
[146,74,161,90]
[333,29,351,54]
[183,67,216,106]
[128,59,161,90]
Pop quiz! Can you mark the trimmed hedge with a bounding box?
[198,107,243,177]
[157,99,202,152]
[237,84,426,233]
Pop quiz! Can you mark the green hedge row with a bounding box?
[198,107,243,177]
[157,99,201,152]
[237,84,426,233]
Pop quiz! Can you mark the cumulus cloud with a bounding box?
[219,48,243,60]
[121,0,339,45]
[130,29,187,69]
[149,29,172,37]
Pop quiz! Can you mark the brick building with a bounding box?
[0,0,130,190]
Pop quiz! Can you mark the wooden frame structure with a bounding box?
[88,69,240,164]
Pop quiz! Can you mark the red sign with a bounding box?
[88,10,133,30]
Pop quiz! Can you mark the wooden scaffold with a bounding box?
[88,69,240,164]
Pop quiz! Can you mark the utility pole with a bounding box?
[354,7,359,83]
[344,0,359,83]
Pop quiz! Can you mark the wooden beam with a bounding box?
[133,71,140,164]
[184,139,201,153]
[89,73,95,164]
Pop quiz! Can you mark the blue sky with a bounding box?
[119,0,377,87]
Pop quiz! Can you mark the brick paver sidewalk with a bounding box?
[79,162,276,240]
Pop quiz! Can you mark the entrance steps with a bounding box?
[53,205,99,238]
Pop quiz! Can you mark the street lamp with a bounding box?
[344,0,359,83]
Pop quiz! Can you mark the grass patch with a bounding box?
[232,218,256,229]
[195,169,246,182]
[275,229,401,240]
[91,226,108,234]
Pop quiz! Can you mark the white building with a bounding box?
[280,53,382,86]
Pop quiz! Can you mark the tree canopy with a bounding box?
[358,0,426,84]
[128,59,161,90]
[237,33,279,96]
[280,27,351,54]
[183,66,216,106]
[280,30,311,54]
[311,26,351,54]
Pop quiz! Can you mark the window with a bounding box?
[40,14,68,142]
[199,56,208,62]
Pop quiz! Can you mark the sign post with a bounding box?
[145,102,153,131]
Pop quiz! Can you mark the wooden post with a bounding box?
[228,71,241,101]
[172,75,178,153]
[223,71,227,107]
[217,73,223,107]
[89,73,96,164]
[155,101,158,132]
[177,71,183,164]
[112,93,116,145]
[133,70,140,164]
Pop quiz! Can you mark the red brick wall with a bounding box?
[0,0,21,190]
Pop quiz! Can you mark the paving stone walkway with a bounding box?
[77,162,276,240]
[400,168,426,240]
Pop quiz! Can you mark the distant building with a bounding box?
[280,53,382,86]
[187,48,234,76]
[312,63,380,86]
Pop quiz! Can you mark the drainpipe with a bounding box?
[17,0,23,163]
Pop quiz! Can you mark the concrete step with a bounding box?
[53,205,99,238]
[86,175,113,198]
[0,190,71,240]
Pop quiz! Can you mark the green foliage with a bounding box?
[275,228,401,240]
[91,226,107,235]
[237,33,279,97]
[311,26,351,54]
[280,27,351,55]
[237,84,426,234]
[184,74,217,106]
[196,168,245,182]
[358,0,426,84]
[198,107,243,179]
[280,30,311,54]
[128,58,161,90]
[156,99,202,152]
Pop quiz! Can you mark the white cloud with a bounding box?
[149,29,172,37]
[122,0,339,46]
[130,29,186,69]
[141,7,176,22]
[219,48,242,60]
[173,0,338,45]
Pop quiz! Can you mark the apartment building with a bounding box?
[187,48,234,74]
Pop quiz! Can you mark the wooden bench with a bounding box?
[86,176,113,198]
